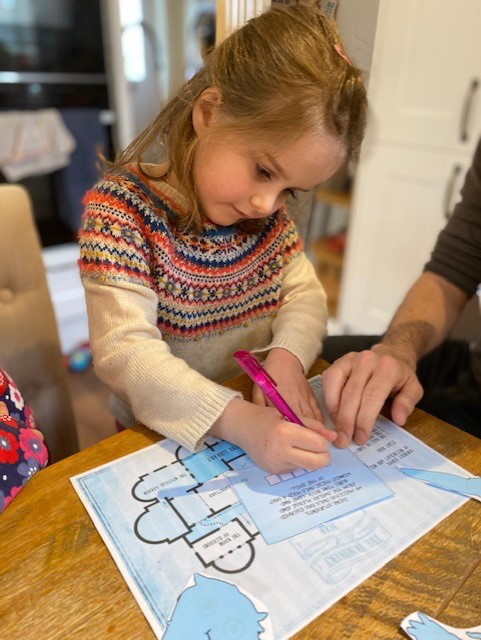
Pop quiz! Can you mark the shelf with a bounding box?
[314,187,351,209]
[310,237,344,317]
[311,237,344,269]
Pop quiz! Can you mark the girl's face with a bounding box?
[193,130,344,227]
[192,91,344,226]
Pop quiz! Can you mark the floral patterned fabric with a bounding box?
[0,368,49,513]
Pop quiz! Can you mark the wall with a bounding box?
[335,0,380,81]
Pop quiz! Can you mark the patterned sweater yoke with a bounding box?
[79,167,303,343]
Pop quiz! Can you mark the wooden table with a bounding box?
[1,360,480,639]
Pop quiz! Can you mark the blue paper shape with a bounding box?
[229,446,393,544]
[400,469,481,500]
[163,573,268,639]
[404,612,481,640]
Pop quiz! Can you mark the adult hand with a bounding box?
[322,345,424,447]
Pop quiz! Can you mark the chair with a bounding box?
[0,184,79,462]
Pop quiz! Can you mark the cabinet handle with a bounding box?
[460,78,479,142]
[444,165,461,220]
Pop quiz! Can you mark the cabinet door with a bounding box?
[368,0,481,153]
[338,145,470,334]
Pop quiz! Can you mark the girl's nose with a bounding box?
[250,191,280,216]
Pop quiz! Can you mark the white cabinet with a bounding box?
[368,0,481,151]
[42,243,89,355]
[339,145,470,333]
[338,0,481,334]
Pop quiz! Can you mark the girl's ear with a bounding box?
[192,87,222,135]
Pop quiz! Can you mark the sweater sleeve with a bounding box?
[253,251,328,373]
[78,176,240,451]
[424,138,481,296]
[82,278,240,451]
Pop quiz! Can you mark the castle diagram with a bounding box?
[132,438,261,573]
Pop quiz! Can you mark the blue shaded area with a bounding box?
[163,573,267,640]
[230,446,393,545]
[186,503,246,543]
[401,469,481,499]
[405,612,463,640]
[168,491,211,525]
[183,441,245,483]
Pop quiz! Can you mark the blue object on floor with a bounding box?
[67,344,92,372]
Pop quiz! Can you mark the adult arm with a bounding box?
[322,272,467,446]
[323,137,481,445]
[375,271,468,368]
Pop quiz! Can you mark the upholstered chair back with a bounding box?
[0,185,79,462]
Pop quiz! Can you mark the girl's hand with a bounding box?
[251,348,325,423]
[209,397,335,474]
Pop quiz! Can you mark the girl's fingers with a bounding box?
[288,448,331,472]
[251,385,267,406]
[302,416,337,442]
[306,394,324,422]
[286,420,333,451]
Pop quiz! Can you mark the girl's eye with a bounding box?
[255,164,296,199]
[255,164,271,179]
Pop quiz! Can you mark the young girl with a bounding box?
[78,1,367,473]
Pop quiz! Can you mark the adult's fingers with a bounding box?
[329,351,382,446]
[306,394,324,422]
[322,353,355,418]
[390,374,424,425]
[349,354,411,442]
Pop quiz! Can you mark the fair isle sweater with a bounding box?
[78,166,328,451]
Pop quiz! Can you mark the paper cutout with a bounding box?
[163,573,272,640]
[401,611,481,639]
[400,468,481,502]
[228,446,393,544]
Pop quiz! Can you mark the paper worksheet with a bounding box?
[71,376,473,640]
[228,445,393,544]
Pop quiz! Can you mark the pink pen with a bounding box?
[233,350,304,425]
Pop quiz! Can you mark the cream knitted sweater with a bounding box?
[79,167,327,450]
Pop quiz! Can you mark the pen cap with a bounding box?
[234,349,304,426]
[233,350,277,389]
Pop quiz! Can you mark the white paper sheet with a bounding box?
[71,376,472,639]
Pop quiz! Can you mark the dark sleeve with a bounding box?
[424,139,481,296]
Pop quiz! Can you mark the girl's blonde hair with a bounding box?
[111,0,367,230]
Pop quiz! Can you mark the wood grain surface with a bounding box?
[1,360,480,639]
